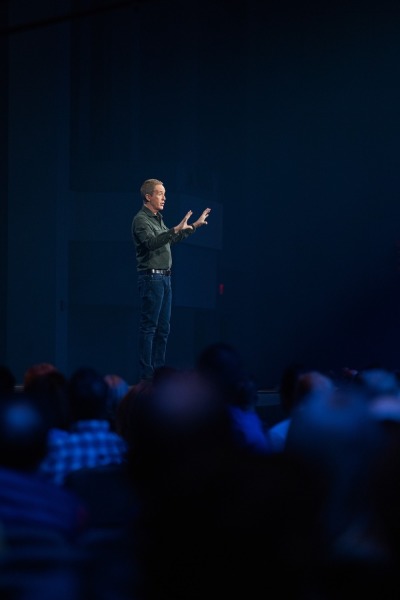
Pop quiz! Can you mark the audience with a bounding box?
[1,352,400,599]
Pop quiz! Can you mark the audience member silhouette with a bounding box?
[196,342,271,454]
[0,393,87,538]
[126,366,322,600]
[39,367,128,485]
[115,380,153,445]
[285,382,398,598]
[114,367,177,445]
[354,366,400,400]
[268,362,307,452]
[367,388,400,576]
[0,391,91,600]
[269,366,335,452]
[104,373,130,429]
[23,362,58,387]
[24,368,71,431]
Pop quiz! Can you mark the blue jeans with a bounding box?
[137,272,172,381]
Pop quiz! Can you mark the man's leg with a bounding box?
[152,275,172,372]
[138,274,164,381]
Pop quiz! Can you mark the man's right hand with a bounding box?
[173,211,193,233]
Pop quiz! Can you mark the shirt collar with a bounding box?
[142,205,160,218]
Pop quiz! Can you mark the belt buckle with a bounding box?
[149,268,170,275]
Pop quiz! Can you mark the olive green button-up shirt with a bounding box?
[131,205,194,272]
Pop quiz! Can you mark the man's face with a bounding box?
[146,184,166,213]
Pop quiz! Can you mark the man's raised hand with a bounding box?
[193,208,211,229]
[173,210,193,233]
[174,208,211,233]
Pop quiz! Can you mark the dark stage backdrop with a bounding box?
[2,0,400,387]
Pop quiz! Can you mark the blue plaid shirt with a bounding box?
[39,420,128,485]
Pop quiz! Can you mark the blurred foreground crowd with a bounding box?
[1,344,400,599]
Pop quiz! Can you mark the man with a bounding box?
[132,178,211,382]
